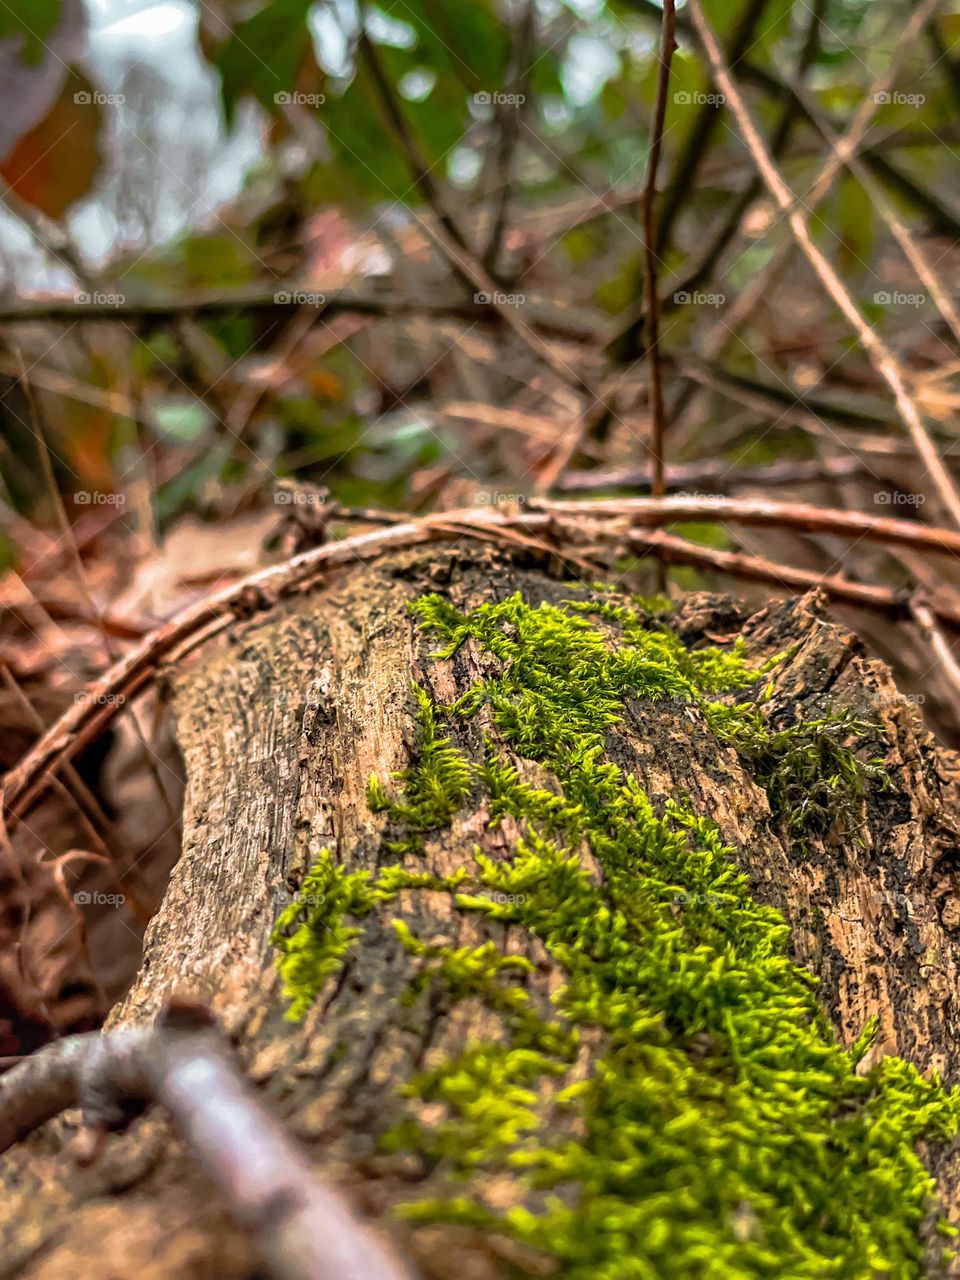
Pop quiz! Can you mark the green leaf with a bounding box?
[0,0,63,62]
[217,0,314,122]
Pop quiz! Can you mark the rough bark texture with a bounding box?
[1,545,960,1278]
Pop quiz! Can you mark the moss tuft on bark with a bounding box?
[274,589,960,1278]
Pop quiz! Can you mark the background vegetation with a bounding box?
[1,0,960,1047]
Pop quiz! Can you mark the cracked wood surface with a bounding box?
[0,545,959,1278]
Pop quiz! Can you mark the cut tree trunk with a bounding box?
[2,544,960,1279]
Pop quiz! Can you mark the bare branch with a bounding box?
[356,10,472,256]
[665,0,827,305]
[482,0,537,277]
[910,598,960,709]
[541,494,960,553]
[553,455,872,494]
[0,284,597,340]
[686,0,960,529]
[787,75,960,347]
[641,0,677,498]
[664,0,948,448]
[654,0,769,257]
[623,527,946,622]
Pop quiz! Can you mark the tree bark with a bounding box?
[2,544,960,1279]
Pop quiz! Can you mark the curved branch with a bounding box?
[540,494,960,555]
[6,497,960,824]
[622,527,950,623]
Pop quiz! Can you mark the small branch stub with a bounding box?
[0,1006,411,1280]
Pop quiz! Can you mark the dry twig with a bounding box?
[623,527,946,623]
[686,0,960,528]
[642,0,677,497]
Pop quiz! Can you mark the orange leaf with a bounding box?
[0,69,102,219]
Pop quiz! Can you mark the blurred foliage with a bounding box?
[0,0,958,540]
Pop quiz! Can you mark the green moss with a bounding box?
[705,700,887,841]
[271,849,381,1021]
[365,682,473,853]
[274,591,958,1277]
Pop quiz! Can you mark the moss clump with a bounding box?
[366,683,473,853]
[275,591,958,1277]
[705,700,887,841]
[271,849,382,1021]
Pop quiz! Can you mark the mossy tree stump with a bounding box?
[2,546,960,1279]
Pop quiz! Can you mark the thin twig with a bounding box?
[290,40,615,431]
[553,455,872,494]
[927,14,960,115]
[625,0,960,238]
[0,285,597,340]
[654,0,769,257]
[641,0,677,498]
[623,527,946,622]
[910,598,960,709]
[482,0,537,277]
[787,74,960,347]
[686,0,960,530]
[15,355,180,830]
[626,0,924,441]
[356,10,471,255]
[0,663,152,923]
[540,494,960,553]
[665,0,827,305]
[318,36,616,482]
[675,356,890,434]
[0,1004,411,1280]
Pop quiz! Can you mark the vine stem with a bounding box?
[7,496,960,826]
